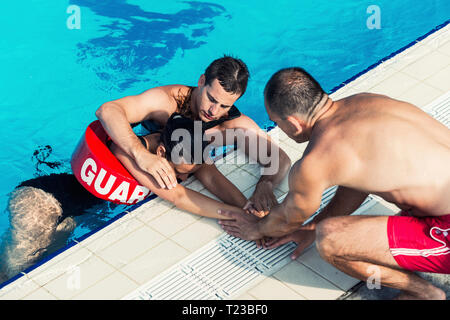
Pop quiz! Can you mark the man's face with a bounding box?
[197,77,241,122]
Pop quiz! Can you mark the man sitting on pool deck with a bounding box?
[219,67,450,300]
[96,55,291,217]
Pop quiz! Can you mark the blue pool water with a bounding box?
[0,0,449,262]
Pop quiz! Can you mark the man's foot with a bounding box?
[394,286,446,300]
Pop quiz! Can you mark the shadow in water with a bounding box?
[71,0,230,91]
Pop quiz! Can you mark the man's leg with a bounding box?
[315,215,446,300]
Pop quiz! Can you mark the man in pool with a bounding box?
[0,114,250,282]
[218,67,450,300]
[96,55,291,217]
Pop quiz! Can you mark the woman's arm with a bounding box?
[111,143,246,219]
[165,184,247,219]
[194,164,248,208]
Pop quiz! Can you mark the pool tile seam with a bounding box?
[69,267,141,300]
[272,260,345,300]
[142,217,198,250]
[417,81,447,96]
[22,285,59,300]
[33,240,144,299]
[0,273,41,300]
[398,71,449,97]
[343,42,446,92]
[118,238,191,286]
[73,211,146,252]
[22,248,114,300]
[240,292,258,300]
[120,238,188,271]
[77,223,168,265]
[19,243,93,287]
[42,261,117,300]
[296,257,359,293]
[246,274,310,300]
[398,57,450,82]
[28,248,97,288]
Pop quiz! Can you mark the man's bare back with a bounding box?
[306,93,450,216]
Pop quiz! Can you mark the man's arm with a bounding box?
[218,158,325,240]
[256,159,324,237]
[302,186,369,230]
[96,87,178,189]
[194,164,248,208]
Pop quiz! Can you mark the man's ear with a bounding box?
[285,115,304,136]
[156,144,166,158]
[198,74,206,87]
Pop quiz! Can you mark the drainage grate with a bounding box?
[123,234,297,300]
[423,91,450,128]
[123,187,376,300]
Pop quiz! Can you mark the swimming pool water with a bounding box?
[0,0,449,254]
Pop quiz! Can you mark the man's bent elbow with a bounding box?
[285,215,304,228]
[278,219,303,235]
[96,103,111,120]
[96,102,123,122]
[285,206,317,227]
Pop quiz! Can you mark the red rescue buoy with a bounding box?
[71,120,151,205]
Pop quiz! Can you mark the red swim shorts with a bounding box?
[387,211,450,274]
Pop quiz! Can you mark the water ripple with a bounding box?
[71,0,230,91]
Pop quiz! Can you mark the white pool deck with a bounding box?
[1,23,450,300]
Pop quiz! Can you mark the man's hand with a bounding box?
[262,228,316,260]
[218,209,262,240]
[248,181,278,218]
[243,200,263,218]
[135,151,177,189]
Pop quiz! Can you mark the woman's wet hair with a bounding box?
[204,55,250,97]
[264,67,325,119]
[160,113,211,164]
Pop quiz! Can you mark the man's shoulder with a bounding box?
[292,137,345,179]
[136,84,191,115]
[148,84,191,99]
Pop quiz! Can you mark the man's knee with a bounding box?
[315,217,346,261]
